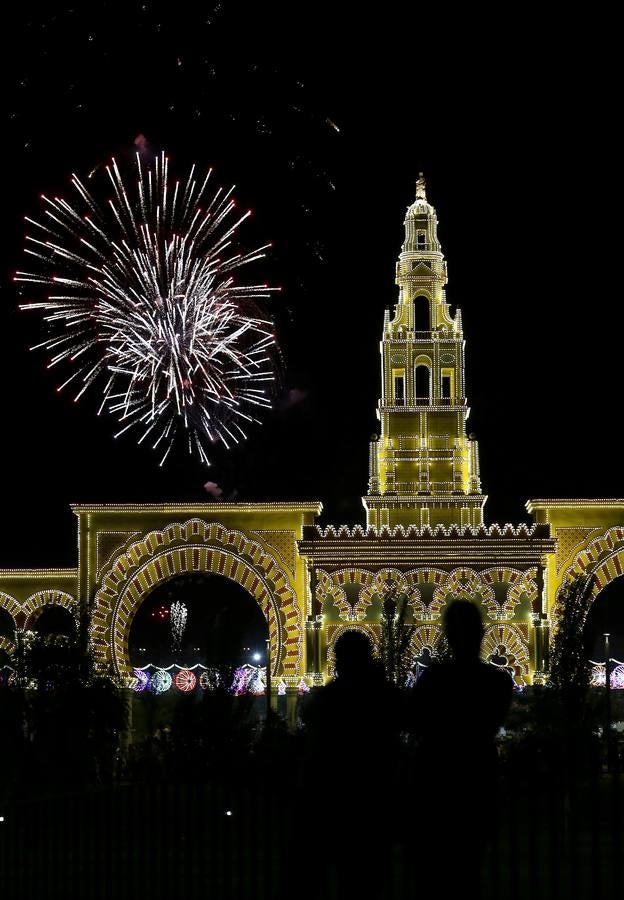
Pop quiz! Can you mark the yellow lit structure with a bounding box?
[364,174,485,531]
[1,177,623,695]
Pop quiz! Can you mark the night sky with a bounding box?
[1,4,620,568]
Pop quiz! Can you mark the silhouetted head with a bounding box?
[334,630,375,679]
[443,600,484,661]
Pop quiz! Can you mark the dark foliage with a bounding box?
[550,574,594,704]
[124,674,290,786]
[501,685,603,778]
[378,584,415,688]
[5,613,128,793]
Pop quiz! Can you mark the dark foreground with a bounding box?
[1,772,622,900]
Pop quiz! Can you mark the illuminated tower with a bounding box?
[363,175,486,530]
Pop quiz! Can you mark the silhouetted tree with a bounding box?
[22,607,127,787]
[379,583,415,687]
[547,573,603,775]
[550,573,594,703]
[0,681,26,804]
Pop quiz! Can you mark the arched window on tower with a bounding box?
[415,365,431,405]
[414,295,430,332]
[441,368,455,405]
[392,368,405,406]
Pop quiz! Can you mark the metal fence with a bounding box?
[0,773,622,900]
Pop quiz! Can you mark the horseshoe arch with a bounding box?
[90,519,303,683]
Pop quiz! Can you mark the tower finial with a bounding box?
[416,172,427,201]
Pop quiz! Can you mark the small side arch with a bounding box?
[482,623,530,683]
[409,625,443,659]
[479,567,538,619]
[326,623,380,678]
[23,590,78,630]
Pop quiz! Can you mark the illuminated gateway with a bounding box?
[2,175,623,718]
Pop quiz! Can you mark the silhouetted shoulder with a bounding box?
[409,661,513,755]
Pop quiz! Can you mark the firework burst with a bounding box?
[15,152,279,465]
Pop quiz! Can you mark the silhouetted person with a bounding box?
[408,600,513,898]
[292,631,403,899]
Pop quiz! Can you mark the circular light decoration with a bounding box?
[611,664,624,690]
[175,668,197,692]
[248,668,266,696]
[132,668,150,692]
[231,666,252,696]
[150,669,172,695]
[590,665,606,687]
[200,671,215,690]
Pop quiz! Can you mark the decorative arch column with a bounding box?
[0,592,21,631]
[0,635,15,660]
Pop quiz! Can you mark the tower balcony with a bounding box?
[381,481,468,495]
[385,450,466,463]
[384,330,462,341]
[379,398,467,411]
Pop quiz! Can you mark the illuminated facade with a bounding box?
[2,176,623,704]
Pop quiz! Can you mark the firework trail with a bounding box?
[170,600,188,655]
[16,152,279,465]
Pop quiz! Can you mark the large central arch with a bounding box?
[90,519,303,682]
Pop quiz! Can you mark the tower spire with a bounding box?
[362,178,487,530]
[415,172,427,201]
